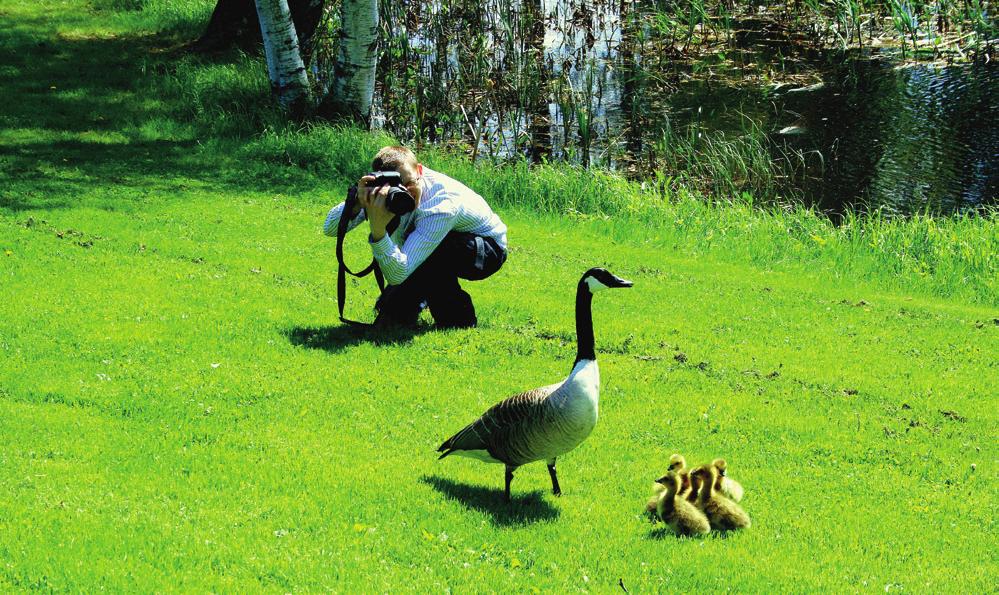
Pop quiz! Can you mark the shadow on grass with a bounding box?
[285,323,433,353]
[1,139,207,211]
[420,475,560,527]
[0,15,306,214]
[646,525,734,540]
[647,526,680,540]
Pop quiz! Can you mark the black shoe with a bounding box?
[428,291,477,329]
[430,301,477,329]
[372,309,420,329]
[373,286,421,328]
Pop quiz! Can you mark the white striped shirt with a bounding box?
[323,167,507,285]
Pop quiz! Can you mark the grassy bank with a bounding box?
[2,0,997,591]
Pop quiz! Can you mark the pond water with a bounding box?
[371,2,998,216]
[640,49,999,216]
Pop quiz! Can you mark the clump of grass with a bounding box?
[649,115,818,204]
[554,62,601,168]
[889,0,921,55]
[94,0,213,38]
[232,124,395,187]
[837,209,998,300]
[319,136,990,305]
[155,55,278,138]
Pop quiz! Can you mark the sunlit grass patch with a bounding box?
[91,0,214,38]
[130,116,196,141]
[0,129,82,145]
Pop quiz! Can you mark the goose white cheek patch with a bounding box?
[585,276,610,293]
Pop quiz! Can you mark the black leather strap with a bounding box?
[336,192,386,326]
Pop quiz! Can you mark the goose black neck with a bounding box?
[574,281,595,365]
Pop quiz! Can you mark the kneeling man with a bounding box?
[323,146,507,329]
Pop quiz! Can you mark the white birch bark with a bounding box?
[328,0,379,124]
[254,0,310,109]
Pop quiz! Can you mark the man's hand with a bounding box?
[351,174,374,217]
[358,175,394,241]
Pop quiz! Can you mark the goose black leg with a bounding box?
[547,459,561,496]
[504,465,515,502]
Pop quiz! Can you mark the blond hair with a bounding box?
[371,146,418,172]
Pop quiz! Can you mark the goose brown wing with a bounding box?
[437,383,560,461]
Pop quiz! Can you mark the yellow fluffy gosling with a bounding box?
[646,453,690,520]
[645,482,666,520]
[684,462,703,504]
[655,471,710,536]
[668,453,693,500]
[691,465,750,531]
[712,458,744,503]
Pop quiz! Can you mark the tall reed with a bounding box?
[650,114,817,204]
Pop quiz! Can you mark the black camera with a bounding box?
[348,170,416,216]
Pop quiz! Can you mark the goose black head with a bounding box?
[581,267,633,293]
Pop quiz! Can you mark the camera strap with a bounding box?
[336,196,386,327]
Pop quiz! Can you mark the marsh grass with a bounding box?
[650,115,818,202]
[1,0,997,590]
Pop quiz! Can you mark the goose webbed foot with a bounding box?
[547,460,562,496]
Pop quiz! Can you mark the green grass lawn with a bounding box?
[1,1,997,591]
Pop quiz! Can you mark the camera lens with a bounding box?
[386,187,416,215]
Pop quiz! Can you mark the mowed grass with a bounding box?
[1,0,998,591]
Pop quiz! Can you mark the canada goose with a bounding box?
[691,465,751,531]
[655,471,710,536]
[712,458,744,503]
[437,268,633,501]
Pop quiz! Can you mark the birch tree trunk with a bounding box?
[254,0,311,111]
[318,0,379,125]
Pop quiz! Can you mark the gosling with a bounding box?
[655,471,710,536]
[684,462,702,504]
[668,453,693,499]
[712,458,744,503]
[645,482,666,521]
[691,465,751,531]
[646,454,690,520]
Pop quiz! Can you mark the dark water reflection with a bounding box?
[652,56,999,216]
[777,59,996,215]
[372,2,998,216]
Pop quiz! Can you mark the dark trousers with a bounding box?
[375,232,506,329]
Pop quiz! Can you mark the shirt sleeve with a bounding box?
[322,201,366,237]
[369,208,456,285]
